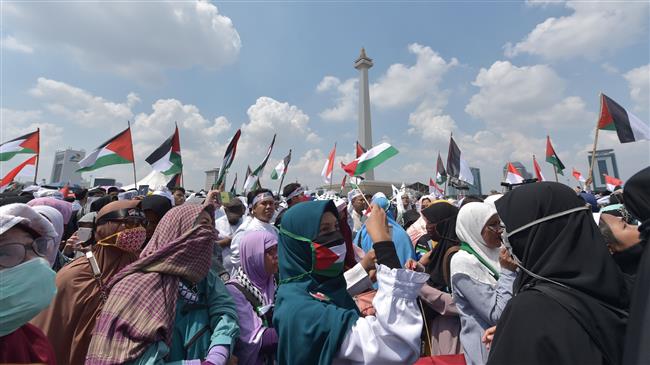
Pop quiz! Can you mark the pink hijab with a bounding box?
[27,198,74,224]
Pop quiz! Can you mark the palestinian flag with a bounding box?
[244,135,276,192]
[604,174,623,192]
[533,155,545,182]
[271,150,292,180]
[572,168,586,183]
[429,178,443,195]
[215,129,242,187]
[145,126,182,176]
[0,129,39,162]
[0,155,37,189]
[321,144,336,184]
[242,166,252,191]
[166,173,182,189]
[77,127,134,172]
[436,152,447,184]
[505,162,524,184]
[342,143,398,177]
[446,136,461,178]
[229,173,238,195]
[545,136,565,175]
[355,141,366,158]
[598,93,649,143]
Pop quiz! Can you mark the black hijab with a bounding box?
[140,195,173,220]
[421,202,460,290]
[493,182,628,364]
[622,166,650,365]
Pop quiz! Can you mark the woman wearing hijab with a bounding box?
[274,200,429,364]
[622,166,650,365]
[450,202,517,365]
[0,204,58,365]
[416,201,463,356]
[30,205,69,271]
[86,203,239,365]
[407,195,435,248]
[140,194,173,243]
[487,182,629,365]
[31,199,147,365]
[355,194,416,268]
[225,231,278,365]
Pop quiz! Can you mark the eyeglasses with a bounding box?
[486,224,505,233]
[0,238,50,268]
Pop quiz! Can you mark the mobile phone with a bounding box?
[137,185,150,197]
[77,227,93,243]
[220,192,233,204]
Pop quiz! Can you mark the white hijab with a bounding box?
[32,205,64,266]
[452,202,501,285]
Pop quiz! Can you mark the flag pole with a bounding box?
[587,93,603,191]
[553,165,559,182]
[176,122,184,188]
[277,149,290,196]
[128,121,137,188]
[33,128,40,184]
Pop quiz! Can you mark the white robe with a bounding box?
[334,264,429,364]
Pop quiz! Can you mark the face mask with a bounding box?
[501,205,590,289]
[0,258,57,336]
[99,226,147,253]
[311,231,346,277]
[279,227,347,280]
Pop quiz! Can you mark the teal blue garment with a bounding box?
[273,200,360,365]
[128,270,239,365]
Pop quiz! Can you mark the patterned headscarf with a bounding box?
[86,203,218,365]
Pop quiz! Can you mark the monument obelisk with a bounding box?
[354,48,374,181]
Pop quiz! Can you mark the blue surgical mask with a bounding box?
[0,258,57,336]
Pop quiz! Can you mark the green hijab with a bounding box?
[273,200,360,365]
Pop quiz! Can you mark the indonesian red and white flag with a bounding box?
[321,144,336,184]
[533,156,545,182]
[572,168,586,183]
[0,155,37,189]
[604,174,624,192]
[505,162,524,184]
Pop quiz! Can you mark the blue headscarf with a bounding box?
[354,195,416,267]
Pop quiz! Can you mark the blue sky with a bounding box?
[2,0,648,192]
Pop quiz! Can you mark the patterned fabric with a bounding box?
[232,266,268,307]
[86,204,217,365]
[178,281,199,304]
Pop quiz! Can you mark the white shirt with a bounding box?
[214,215,244,274]
[229,216,278,273]
[334,264,429,364]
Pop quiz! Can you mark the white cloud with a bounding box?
[317,43,458,122]
[4,1,241,81]
[624,64,650,112]
[0,108,63,183]
[29,77,138,127]
[317,77,358,122]
[242,96,318,142]
[1,35,33,53]
[371,43,458,109]
[407,101,456,142]
[505,1,649,60]
[465,61,593,130]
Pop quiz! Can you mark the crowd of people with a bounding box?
[0,166,648,365]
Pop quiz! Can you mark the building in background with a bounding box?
[50,149,85,185]
[588,149,619,191]
[204,168,220,191]
[447,167,482,197]
[502,161,533,181]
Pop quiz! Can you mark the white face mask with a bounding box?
[501,205,590,288]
